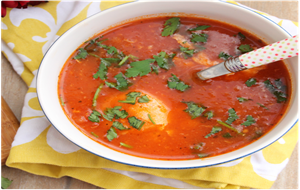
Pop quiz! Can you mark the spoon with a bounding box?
[197,35,298,80]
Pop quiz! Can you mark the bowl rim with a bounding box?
[36,0,298,169]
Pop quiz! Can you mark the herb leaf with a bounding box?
[107,46,118,54]
[148,114,156,124]
[241,115,256,126]
[161,17,180,36]
[245,78,257,87]
[128,116,145,130]
[180,46,195,59]
[168,74,190,92]
[257,103,269,110]
[138,95,150,103]
[191,33,208,43]
[188,25,210,31]
[237,97,251,102]
[204,111,214,120]
[112,121,127,130]
[153,51,172,70]
[92,83,104,107]
[217,120,244,135]
[102,106,128,121]
[1,177,13,189]
[198,153,209,158]
[73,48,88,60]
[264,79,287,103]
[183,101,206,119]
[118,92,141,105]
[238,44,253,53]
[218,52,232,60]
[106,127,118,141]
[120,142,133,148]
[91,132,99,138]
[226,108,239,125]
[237,32,246,41]
[222,132,232,138]
[125,59,155,78]
[205,126,222,138]
[93,58,120,80]
[105,73,131,91]
[88,110,101,122]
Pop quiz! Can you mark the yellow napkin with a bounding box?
[2,1,298,189]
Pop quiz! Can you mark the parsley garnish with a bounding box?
[264,79,287,103]
[225,108,239,124]
[106,127,118,141]
[237,32,246,41]
[138,95,150,103]
[204,111,214,120]
[125,59,155,78]
[92,83,104,107]
[245,78,257,87]
[73,48,88,60]
[205,126,222,138]
[222,132,232,138]
[241,115,256,126]
[107,46,118,54]
[191,33,208,43]
[118,92,141,105]
[1,177,13,189]
[105,73,131,91]
[180,46,195,59]
[91,132,99,138]
[188,25,210,31]
[88,110,101,122]
[120,142,133,148]
[168,74,190,92]
[183,101,206,119]
[238,44,253,53]
[161,17,180,36]
[237,97,251,102]
[112,121,128,130]
[217,120,244,135]
[218,52,232,60]
[153,51,173,70]
[128,116,145,130]
[102,106,128,121]
[93,58,121,80]
[148,114,156,124]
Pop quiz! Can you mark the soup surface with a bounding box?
[58,16,290,160]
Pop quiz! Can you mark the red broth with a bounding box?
[58,16,291,160]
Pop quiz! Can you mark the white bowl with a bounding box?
[37,1,298,169]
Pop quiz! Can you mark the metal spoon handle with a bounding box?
[197,35,298,80]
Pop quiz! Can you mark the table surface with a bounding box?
[1,1,298,189]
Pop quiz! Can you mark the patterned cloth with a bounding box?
[2,1,298,189]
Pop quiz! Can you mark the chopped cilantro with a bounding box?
[118,56,129,66]
[205,126,222,138]
[161,17,180,36]
[264,79,287,103]
[120,142,133,148]
[168,74,190,92]
[188,25,210,31]
[138,95,150,103]
[88,110,101,122]
[148,114,156,124]
[107,46,118,55]
[257,103,269,110]
[88,53,100,58]
[102,106,128,121]
[180,46,195,59]
[125,59,155,78]
[217,120,244,135]
[183,101,206,119]
[225,108,239,125]
[153,51,173,70]
[222,132,232,138]
[73,48,88,60]
[245,78,257,87]
[151,65,159,74]
[237,97,251,102]
[106,127,118,141]
[60,96,65,106]
[237,32,246,41]
[204,111,214,120]
[105,73,130,91]
[92,83,104,107]
[238,44,253,53]
[93,58,120,80]
[218,52,232,60]
[128,116,145,130]
[198,153,209,158]
[1,177,12,189]
[112,121,127,130]
[118,92,141,105]
[193,142,204,150]
[191,33,208,43]
[91,132,99,138]
[241,115,256,126]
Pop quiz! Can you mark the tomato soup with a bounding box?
[58,16,290,160]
